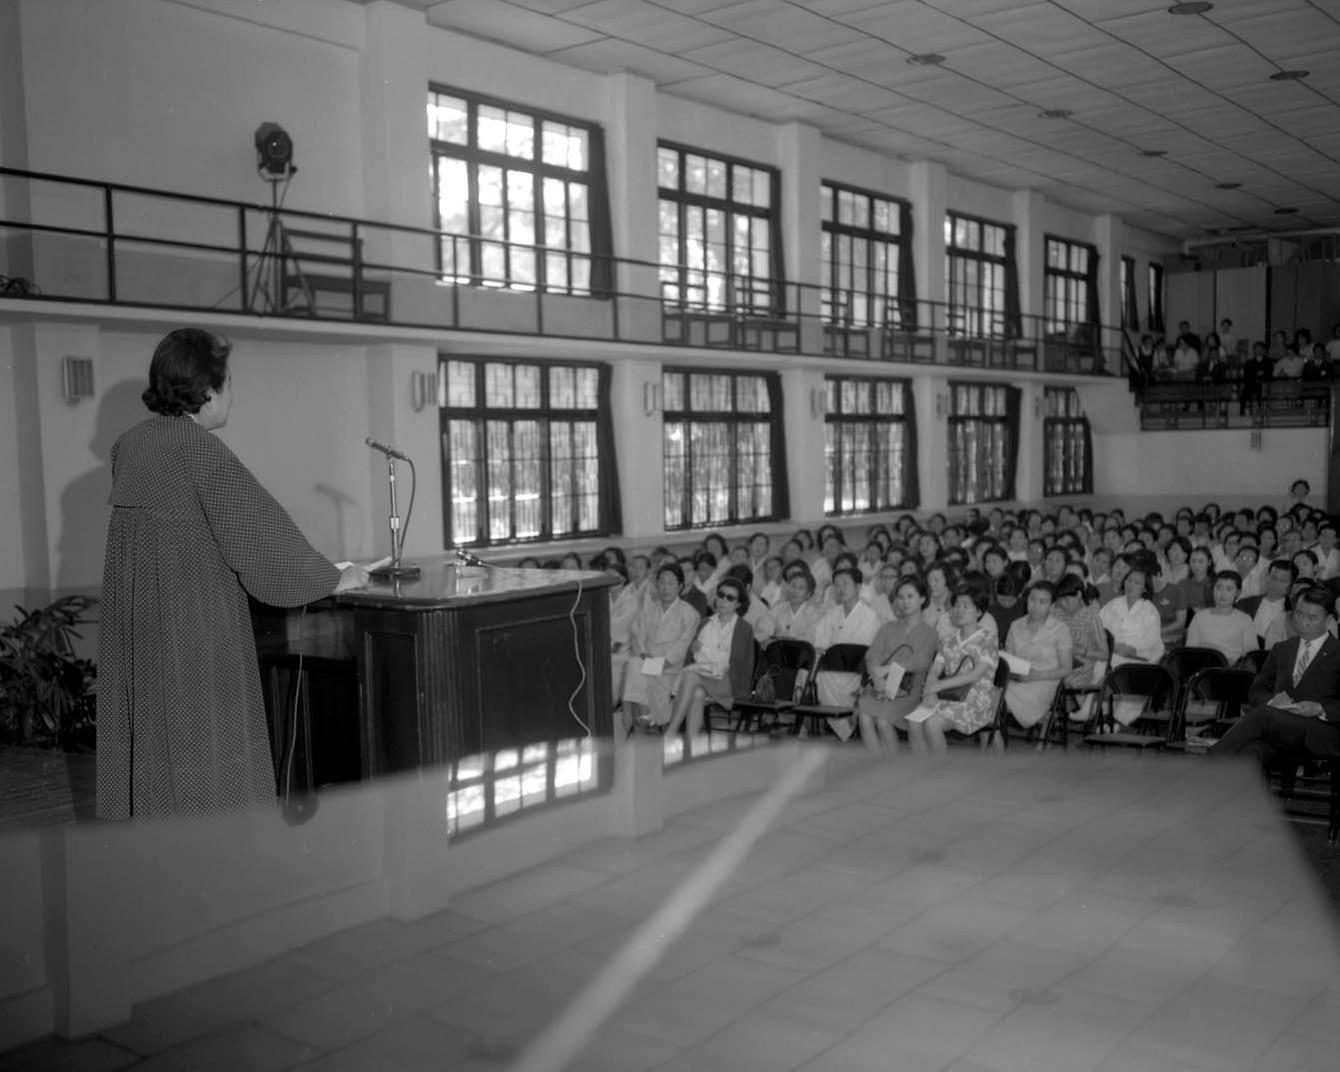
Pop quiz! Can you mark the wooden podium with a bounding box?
[253,559,616,792]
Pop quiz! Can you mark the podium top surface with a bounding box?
[331,556,619,611]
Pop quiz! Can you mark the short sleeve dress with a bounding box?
[928,624,1000,734]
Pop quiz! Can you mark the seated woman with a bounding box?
[1100,556,1165,666]
[623,563,702,730]
[756,566,823,645]
[608,562,641,703]
[922,560,958,639]
[1052,574,1108,689]
[1186,570,1257,664]
[1002,581,1074,732]
[757,555,785,608]
[905,583,1001,754]
[813,566,882,739]
[663,577,755,745]
[1149,560,1189,649]
[856,576,939,756]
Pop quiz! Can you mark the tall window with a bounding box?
[1044,387,1092,497]
[824,376,916,516]
[428,86,608,294]
[945,212,1012,337]
[440,358,612,546]
[819,182,911,328]
[1121,255,1138,330]
[663,369,783,530]
[1147,262,1165,334]
[1044,237,1096,333]
[947,381,1018,506]
[658,144,780,314]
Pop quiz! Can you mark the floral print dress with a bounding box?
[928,624,1000,734]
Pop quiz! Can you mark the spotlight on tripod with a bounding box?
[247,122,313,315]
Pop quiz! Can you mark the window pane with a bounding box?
[447,419,479,544]
[575,368,598,408]
[685,153,707,195]
[706,158,727,199]
[446,360,475,406]
[486,419,512,541]
[549,366,574,408]
[485,363,513,407]
[505,112,534,160]
[429,94,468,144]
[515,364,540,408]
[514,419,542,537]
[477,105,507,153]
[658,146,679,189]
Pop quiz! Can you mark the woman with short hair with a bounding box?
[1003,581,1073,730]
[856,577,939,755]
[1100,559,1165,666]
[1186,571,1257,664]
[624,563,702,729]
[663,577,755,743]
[905,583,1001,753]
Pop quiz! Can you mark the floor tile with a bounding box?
[121,1024,313,1072]
[0,1037,137,1072]
[808,992,1002,1069]
[445,861,612,924]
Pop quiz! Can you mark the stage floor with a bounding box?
[4,749,1339,1071]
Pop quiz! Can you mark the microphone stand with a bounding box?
[371,453,421,582]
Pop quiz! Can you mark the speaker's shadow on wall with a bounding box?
[58,378,144,821]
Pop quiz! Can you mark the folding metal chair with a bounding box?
[788,643,868,738]
[730,638,817,734]
[1166,666,1254,751]
[1082,662,1176,752]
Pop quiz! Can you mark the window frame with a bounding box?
[657,141,782,316]
[428,83,602,295]
[819,180,908,329]
[661,366,782,531]
[1043,387,1092,497]
[945,210,1010,338]
[439,355,608,547]
[1043,235,1093,335]
[947,380,1014,506]
[823,375,915,517]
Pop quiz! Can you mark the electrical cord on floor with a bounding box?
[567,573,590,738]
[281,605,317,825]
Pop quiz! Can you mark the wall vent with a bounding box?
[62,356,95,405]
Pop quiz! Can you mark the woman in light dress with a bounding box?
[1002,581,1073,731]
[905,583,1001,754]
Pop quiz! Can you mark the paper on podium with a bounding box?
[641,656,666,676]
[335,556,393,572]
[1001,651,1031,676]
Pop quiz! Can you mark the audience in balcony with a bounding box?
[1276,345,1306,379]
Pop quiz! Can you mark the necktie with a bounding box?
[1295,640,1315,683]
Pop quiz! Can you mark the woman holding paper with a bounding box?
[624,563,701,730]
[1052,574,1109,689]
[856,577,940,755]
[1002,581,1073,729]
[905,584,1000,754]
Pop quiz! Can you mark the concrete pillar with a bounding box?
[783,366,826,523]
[1095,213,1123,372]
[908,161,947,356]
[611,359,664,538]
[365,342,439,558]
[1012,188,1046,331]
[1015,379,1045,503]
[776,122,823,352]
[604,71,660,343]
[913,375,948,510]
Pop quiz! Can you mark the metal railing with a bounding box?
[0,165,1126,374]
[1137,379,1332,430]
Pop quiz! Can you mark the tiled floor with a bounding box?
[5,749,1340,1071]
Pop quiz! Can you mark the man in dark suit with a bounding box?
[1212,586,1340,768]
[1236,558,1296,648]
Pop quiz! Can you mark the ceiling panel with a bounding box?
[428,0,1340,235]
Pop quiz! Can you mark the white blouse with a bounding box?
[1099,596,1165,666]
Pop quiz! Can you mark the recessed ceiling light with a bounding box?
[1269,70,1309,81]
[1039,109,1073,119]
[1215,182,1242,189]
[1139,149,1167,157]
[1275,207,1299,215]
[1168,2,1213,13]
[907,53,946,66]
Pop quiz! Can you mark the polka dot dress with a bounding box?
[95,417,340,819]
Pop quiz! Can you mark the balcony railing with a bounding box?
[0,165,1124,374]
[1138,379,1333,430]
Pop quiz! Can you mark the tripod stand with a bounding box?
[248,175,314,315]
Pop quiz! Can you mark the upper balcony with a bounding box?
[0,165,1125,376]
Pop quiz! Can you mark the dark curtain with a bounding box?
[1122,256,1138,329]
[586,126,615,297]
[902,381,921,507]
[1148,264,1165,334]
[1081,417,1094,495]
[595,363,622,534]
[769,169,786,315]
[1003,225,1022,338]
[1084,243,1101,325]
[1002,385,1021,500]
[765,372,790,520]
[897,201,918,331]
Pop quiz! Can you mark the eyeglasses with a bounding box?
[717,591,739,602]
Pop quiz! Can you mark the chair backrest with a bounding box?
[755,638,816,702]
[1161,645,1228,684]
[1096,662,1177,733]
[815,643,869,675]
[1187,667,1254,720]
[1233,648,1269,676]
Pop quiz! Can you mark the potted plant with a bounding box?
[0,595,98,751]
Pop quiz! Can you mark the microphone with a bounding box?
[365,436,410,461]
[456,548,489,568]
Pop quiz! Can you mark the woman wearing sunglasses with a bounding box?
[663,577,756,746]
